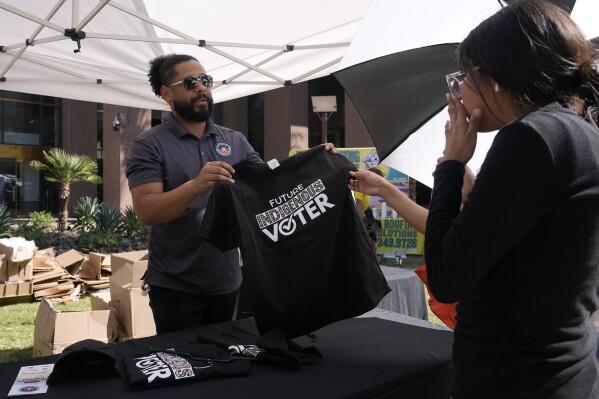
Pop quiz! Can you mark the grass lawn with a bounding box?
[0,297,91,363]
[0,255,444,363]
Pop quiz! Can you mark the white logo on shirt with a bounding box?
[255,179,335,242]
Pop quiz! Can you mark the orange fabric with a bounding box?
[414,265,458,330]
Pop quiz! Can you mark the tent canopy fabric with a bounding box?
[0,0,371,110]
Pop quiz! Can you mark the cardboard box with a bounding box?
[90,290,112,311]
[77,260,100,280]
[7,260,33,281]
[89,252,111,268]
[0,248,33,282]
[34,248,55,257]
[0,281,33,304]
[55,249,85,275]
[90,290,129,342]
[0,241,36,263]
[0,253,6,281]
[0,254,33,282]
[109,251,155,339]
[111,251,148,289]
[110,285,156,339]
[32,297,117,357]
[31,255,58,269]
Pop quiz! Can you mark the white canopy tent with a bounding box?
[0,0,371,110]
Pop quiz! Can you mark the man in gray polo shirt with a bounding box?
[125,54,263,334]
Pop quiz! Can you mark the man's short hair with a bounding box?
[148,54,198,97]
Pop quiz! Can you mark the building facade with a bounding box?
[0,75,375,216]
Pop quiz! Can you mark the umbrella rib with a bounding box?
[1,35,68,50]
[213,81,282,88]
[71,0,78,27]
[74,0,111,31]
[107,1,196,41]
[293,43,351,50]
[203,45,286,84]
[291,57,343,83]
[0,0,67,80]
[84,32,195,45]
[220,50,286,84]
[0,2,65,33]
[6,50,89,80]
[100,82,166,104]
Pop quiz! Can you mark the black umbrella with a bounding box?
[335,43,458,161]
[333,0,595,185]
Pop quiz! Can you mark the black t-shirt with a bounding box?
[200,146,390,338]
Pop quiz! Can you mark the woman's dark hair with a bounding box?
[458,0,599,126]
[147,54,198,97]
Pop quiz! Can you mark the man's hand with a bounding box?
[324,143,337,153]
[192,161,236,194]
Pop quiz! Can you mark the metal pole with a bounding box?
[321,112,328,144]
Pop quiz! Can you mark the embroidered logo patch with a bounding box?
[216,143,232,156]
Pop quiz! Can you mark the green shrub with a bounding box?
[28,211,55,230]
[120,206,148,240]
[73,196,100,231]
[0,204,12,237]
[11,224,52,248]
[77,230,121,253]
[95,203,122,233]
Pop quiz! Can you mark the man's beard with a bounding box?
[172,94,214,122]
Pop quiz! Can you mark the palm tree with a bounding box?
[30,148,102,232]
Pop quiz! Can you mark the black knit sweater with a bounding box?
[426,103,599,399]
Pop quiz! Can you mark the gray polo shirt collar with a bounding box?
[167,114,218,139]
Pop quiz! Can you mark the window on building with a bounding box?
[0,91,61,147]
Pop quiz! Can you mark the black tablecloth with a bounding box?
[1,317,454,399]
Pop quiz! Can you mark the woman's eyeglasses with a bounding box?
[169,74,214,91]
[445,67,480,98]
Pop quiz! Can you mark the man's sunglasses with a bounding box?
[169,74,214,91]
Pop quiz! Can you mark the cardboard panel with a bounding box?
[0,254,6,281]
[0,281,33,301]
[0,242,36,263]
[110,250,149,289]
[110,285,156,339]
[55,249,85,275]
[32,297,117,357]
[7,260,32,281]
[90,290,112,311]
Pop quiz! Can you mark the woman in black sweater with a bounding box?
[351,1,599,397]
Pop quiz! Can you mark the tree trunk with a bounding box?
[58,182,70,232]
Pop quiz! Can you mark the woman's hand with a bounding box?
[443,94,482,164]
[348,169,390,197]
[437,119,477,204]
